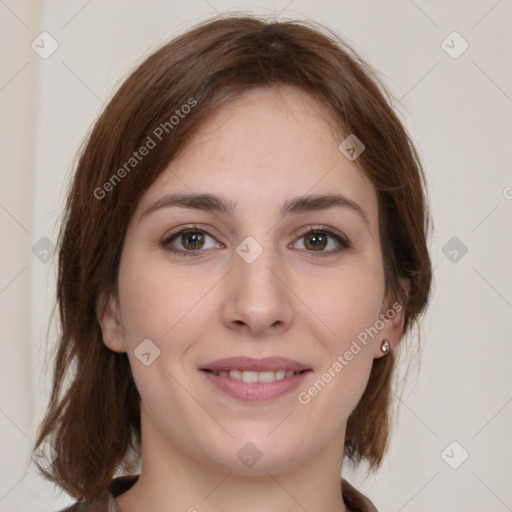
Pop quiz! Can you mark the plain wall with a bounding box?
[0,1,510,510]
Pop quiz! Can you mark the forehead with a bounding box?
[134,86,378,222]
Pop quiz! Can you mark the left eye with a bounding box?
[292,228,350,254]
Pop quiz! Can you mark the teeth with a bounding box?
[242,371,258,383]
[212,369,301,383]
[275,370,286,380]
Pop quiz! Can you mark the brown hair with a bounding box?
[34,15,432,499]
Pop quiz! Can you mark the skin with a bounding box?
[98,86,408,512]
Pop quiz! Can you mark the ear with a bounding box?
[373,277,410,359]
[96,288,127,353]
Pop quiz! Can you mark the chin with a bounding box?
[196,428,307,475]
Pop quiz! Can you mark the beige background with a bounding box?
[1,1,511,510]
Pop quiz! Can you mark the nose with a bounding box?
[220,245,294,337]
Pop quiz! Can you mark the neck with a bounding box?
[116,411,349,512]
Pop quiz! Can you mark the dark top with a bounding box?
[60,475,378,512]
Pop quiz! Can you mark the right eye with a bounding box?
[161,226,223,257]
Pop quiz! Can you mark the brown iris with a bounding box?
[180,230,205,250]
[304,232,327,251]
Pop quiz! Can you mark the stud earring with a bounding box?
[380,339,391,354]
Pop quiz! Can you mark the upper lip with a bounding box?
[200,356,311,373]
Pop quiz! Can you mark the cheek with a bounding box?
[116,251,220,410]
[117,247,214,346]
[118,256,212,420]
[295,268,383,413]
[301,265,384,348]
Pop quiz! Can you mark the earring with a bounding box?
[380,339,391,354]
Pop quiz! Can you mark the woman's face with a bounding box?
[100,86,405,474]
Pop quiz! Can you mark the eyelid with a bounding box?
[162,223,221,242]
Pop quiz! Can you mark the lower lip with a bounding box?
[201,370,312,402]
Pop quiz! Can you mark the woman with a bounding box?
[34,15,432,512]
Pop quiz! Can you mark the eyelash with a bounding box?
[161,224,351,258]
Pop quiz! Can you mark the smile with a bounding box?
[206,368,306,383]
[200,368,312,402]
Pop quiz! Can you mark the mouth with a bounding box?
[201,368,310,383]
[199,356,313,402]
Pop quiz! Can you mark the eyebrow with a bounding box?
[140,192,369,226]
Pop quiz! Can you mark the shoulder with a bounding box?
[56,496,109,512]
[57,501,105,512]
[58,476,376,512]
[56,475,139,512]
[341,478,379,512]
